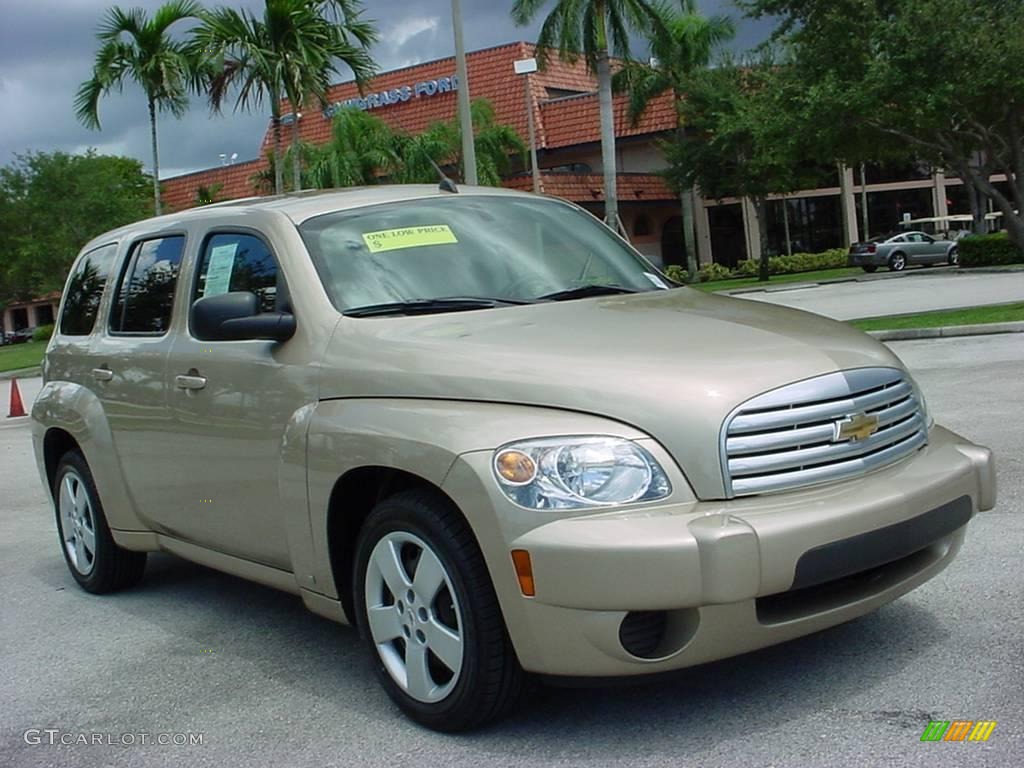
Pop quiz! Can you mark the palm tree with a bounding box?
[614,0,734,279]
[301,107,402,188]
[195,0,377,196]
[512,0,658,235]
[465,100,527,186]
[75,1,203,216]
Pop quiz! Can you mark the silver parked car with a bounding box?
[848,230,959,272]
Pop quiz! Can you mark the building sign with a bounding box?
[324,76,460,118]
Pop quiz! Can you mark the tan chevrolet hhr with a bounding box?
[32,186,996,731]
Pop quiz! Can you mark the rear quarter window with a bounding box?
[59,243,118,336]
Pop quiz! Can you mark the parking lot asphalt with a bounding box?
[2,333,1022,768]
[738,270,1024,320]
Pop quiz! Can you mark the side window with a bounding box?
[60,243,118,336]
[110,235,185,335]
[193,233,280,314]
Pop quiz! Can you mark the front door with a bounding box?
[158,230,308,570]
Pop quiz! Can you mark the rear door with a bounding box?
[155,228,308,570]
[89,233,186,531]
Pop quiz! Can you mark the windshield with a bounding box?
[298,195,670,314]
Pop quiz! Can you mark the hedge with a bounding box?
[32,324,54,342]
[661,247,850,284]
[959,233,1023,267]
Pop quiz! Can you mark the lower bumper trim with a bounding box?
[790,494,972,591]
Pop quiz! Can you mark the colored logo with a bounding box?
[920,720,997,742]
[834,412,880,442]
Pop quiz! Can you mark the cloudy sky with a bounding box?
[0,0,774,178]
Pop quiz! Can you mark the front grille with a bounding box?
[721,368,927,497]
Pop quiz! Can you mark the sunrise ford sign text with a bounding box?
[324,76,460,118]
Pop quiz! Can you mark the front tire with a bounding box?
[53,451,146,593]
[353,489,523,731]
[888,252,907,271]
[948,247,959,266]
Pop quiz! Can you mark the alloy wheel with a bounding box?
[59,470,96,575]
[363,531,464,703]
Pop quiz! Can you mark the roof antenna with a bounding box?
[428,157,459,194]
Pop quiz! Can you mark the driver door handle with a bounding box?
[174,373,207,391]
[91,367,113,382]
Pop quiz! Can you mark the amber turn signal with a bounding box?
[495,449,537,485]
[510,549,535,596]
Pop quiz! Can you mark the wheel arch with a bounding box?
[326,466,464,626]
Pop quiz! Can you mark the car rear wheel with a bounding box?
[948,247,959,266]
[353,489,524,731]
[861,265,878,273]
[888,252,907,271]
[53,452,146,593]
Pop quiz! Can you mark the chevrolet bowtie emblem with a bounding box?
[834,412,880,442]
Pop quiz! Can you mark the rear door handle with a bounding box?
[91,367,113,382]
[174,373,207,391]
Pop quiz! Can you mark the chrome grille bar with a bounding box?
[721,368,928,497]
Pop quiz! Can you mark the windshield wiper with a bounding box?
[342,296,530,318]
[536,284,640,302]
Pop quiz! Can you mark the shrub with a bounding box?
[736,248,848,277]
[959,233,1023,267]
[697,262,732,282]
[663,264,688,284]
[32,324,54,342]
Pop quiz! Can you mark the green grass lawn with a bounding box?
[851,302,1024,331]
[0,342,45,373]
[691,267,863,293]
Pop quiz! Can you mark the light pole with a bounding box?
[514,57,542,194]
[451,0,478,185]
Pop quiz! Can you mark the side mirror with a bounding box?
[191,291,296,342]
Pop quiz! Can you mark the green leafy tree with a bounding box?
[196,0,378,196]
[614,0,735,279]
[512,0,658,234]
[0,151,152,300]
[742,0,1024,247]
[662,62,813,281]
[75,0,203,215]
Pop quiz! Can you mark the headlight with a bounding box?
[910,377,934,430]
[492,436,672,510]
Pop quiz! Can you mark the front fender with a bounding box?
[304,398,654,601]
[31,380,145,531]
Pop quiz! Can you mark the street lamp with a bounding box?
[514,57,542,194]
[451,0,478,186]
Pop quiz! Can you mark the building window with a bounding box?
[856,187,934,239]
[863,160,932,185]
[634,214,652,238]
[707,204,746,268]
[765,195,842,255]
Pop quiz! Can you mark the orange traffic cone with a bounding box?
[7,377,26,418]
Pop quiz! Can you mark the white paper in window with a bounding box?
[204,243,238,297]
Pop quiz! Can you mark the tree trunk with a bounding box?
[676,122,699,281]
[754,198,770,282]
[782,197,792,256]
[596,47,619,235]
[148,98,161,216]
[291,115,301,192]
[859,162,869,240]
[272,114,283,196]
[967,182,986,235]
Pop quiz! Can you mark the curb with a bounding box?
[866,321,1024,341]
[0,366,41,381]
[722,264,1024,295]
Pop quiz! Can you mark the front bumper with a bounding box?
[443,425,994,677]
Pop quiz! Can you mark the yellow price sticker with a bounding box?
[361,225,458,253]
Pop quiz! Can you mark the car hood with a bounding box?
[320,288,906,498]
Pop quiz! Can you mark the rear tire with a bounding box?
[888,252,907,271]
[353,489,524,731]
[53,451,146,594]
[861,265,878,273]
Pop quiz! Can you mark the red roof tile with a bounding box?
[540,90,676,149]
[162,158,268,212]
[503,172,674,202]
